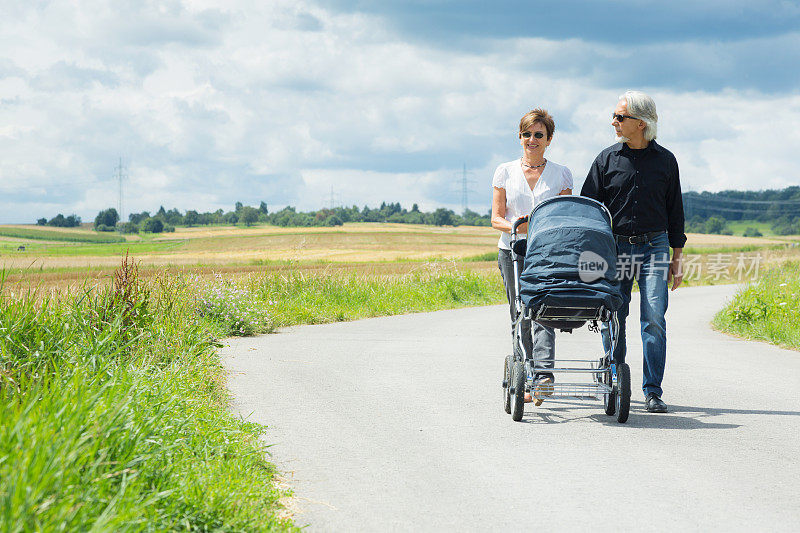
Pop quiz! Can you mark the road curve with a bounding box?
[220,284,800,532]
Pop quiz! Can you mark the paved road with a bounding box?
[221,285,800,531]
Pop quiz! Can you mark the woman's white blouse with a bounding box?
[492,159,573,250]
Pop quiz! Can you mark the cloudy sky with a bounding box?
[1,0,799,224]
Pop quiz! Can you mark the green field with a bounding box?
[724,220,778,237]
[0,226,125,243]
[1,239,186,256]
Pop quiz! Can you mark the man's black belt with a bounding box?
[614,231,664,245]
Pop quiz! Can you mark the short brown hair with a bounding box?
[519,108,555,141]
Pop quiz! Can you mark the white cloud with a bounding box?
[0,1,798,224]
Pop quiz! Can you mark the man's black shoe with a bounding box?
[645,392,668,413]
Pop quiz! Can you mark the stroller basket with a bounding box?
[529,303,611,331]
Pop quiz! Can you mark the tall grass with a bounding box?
[230,262,505,327]
[713,261,800,350]
[1,257,505,529]
[0,258,293,531]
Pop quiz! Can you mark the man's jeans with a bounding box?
[498,248,555,379]
[601,232,670,397]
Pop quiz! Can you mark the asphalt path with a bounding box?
[220,284,800,531]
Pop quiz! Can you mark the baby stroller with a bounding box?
[501,195,631,423]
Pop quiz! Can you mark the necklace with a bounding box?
[522,158,546,169]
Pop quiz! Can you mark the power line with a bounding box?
[684,193,800,206]
[684,195,800,216]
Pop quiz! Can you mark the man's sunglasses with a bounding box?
[612,113,639,122]
[521,131,545,139]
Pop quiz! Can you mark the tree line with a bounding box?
[36,214,82,228]
[38,185,799,235]
[80,202,492,234]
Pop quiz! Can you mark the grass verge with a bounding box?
[712,261,800,350]
[1,258,505,529]
[0,258,294,531]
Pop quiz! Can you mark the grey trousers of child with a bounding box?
[498,248,555,379]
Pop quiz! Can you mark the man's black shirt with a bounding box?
[581,140,687,249]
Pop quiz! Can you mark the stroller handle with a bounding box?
[511,215,529,237]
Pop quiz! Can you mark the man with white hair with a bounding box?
[581,90,686,413]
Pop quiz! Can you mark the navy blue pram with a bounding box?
[520,196,623,329]
[501,195,631,423]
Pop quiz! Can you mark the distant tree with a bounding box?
[404,211,424,225]
[235,201,244,213]
[223,211,239,225]
[432,208,456,226]
[183,210,199,226]
[685,215,705,234]
[165,208,183,225]
[771,215,800,236]
[704,216,728,234]
[742,227,763,238]
[142,218,164,233]
[94,208,119,229]
[239,206,259,226]
[45,213,80,227]
[36,218,47,226]
[156,206,167,217]
[259,201,269,214]
[411,203,420,213]
[129,211,150,224]
[315,208,334,222]
[47,214,67,227]
[325,215,343,227]
[117,222,138,234]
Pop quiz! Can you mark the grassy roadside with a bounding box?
[0,259,505,530]
[712,261,800,350]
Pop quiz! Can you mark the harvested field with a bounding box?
[153,222,495,239]
[0,223,500,270]
[2,223,798,294]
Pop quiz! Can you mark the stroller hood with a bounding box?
[519,195,623,314]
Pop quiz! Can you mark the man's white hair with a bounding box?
[621,90,658,141]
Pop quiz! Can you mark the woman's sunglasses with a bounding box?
[612,113,638,122]
[521,131,545,139]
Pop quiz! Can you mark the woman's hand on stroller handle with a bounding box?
[511,215,529,236]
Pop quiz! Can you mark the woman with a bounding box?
[491,108,573,404]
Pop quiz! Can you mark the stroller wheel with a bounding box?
[510,361,526,422]
[603,367,616,416]
[615,363,631,423]
[503,354,512,414]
